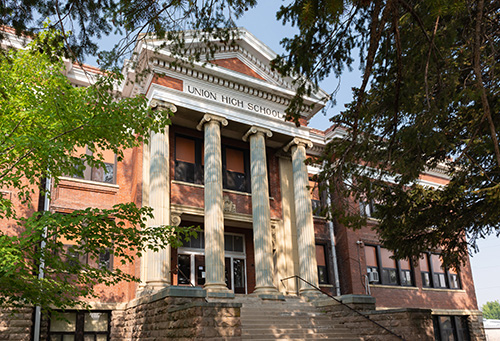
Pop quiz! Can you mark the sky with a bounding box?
[89,1,499,309]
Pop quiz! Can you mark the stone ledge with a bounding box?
[127,286,206,309]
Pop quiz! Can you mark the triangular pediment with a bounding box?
[209,57,265,81]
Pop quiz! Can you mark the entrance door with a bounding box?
[225,257,246,294]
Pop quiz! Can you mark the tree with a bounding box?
[273,0,499,268]
[0,31,196,312]
[0,0,256,70]
[482,301,500,319]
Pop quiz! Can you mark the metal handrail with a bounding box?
[280,275,405,340]
[171,266,195,287]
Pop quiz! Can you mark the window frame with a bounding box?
[48,310,111,341]
[315,243,330,285]
[174,134,204,185]
[365,244,415,287]
[222,145,251,193]
[421,252,461,290]
[433,315,470,341]
[73,146,117,184]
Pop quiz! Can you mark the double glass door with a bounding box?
[177,232,247,294]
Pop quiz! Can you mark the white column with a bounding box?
[197,113,229,293]
[243,126,278,294]
[284,138,319,295]
[143,100,176,290]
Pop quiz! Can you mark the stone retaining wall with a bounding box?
[0,307,33,341]
[111,287,241,340]
[317,295,485,341]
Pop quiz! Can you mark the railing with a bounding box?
[280,275,405,341]
[171,266,195,287]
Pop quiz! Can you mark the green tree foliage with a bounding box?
[0,32,197,312]
[273,0,499,268]
[0,0,256,69]
[482,301,500,319]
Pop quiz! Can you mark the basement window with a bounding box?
[49,311,110,341]
[433,315,470,341]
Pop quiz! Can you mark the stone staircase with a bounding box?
[235,296,361,340]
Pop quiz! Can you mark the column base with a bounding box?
[137,281,170,297]
[252,285,279,295]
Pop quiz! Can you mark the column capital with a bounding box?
[283,137,313,152]
[242,126,273,142]
[171,214,182,227]
[196,113,228,131]
[150,99,177,113]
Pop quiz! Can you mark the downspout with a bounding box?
[326,181,341,296]
[33,175,51,341]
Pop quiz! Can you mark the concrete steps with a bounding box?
[236,297,361,341]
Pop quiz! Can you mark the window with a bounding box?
[223,146,250,192]
[316,244,329,285]
[360,199,378,218]
[174,135,204,184]
[60,234,112,271]
[433,315,470,341]
[420,253,461,289]
[365,245,414,286]
[49,311,110,341]
[72,146,116,184]
[309,179,325,217]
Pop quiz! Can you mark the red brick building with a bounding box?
[1,28,484,340]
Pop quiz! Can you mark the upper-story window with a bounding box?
[174,135,204,184]
[420,253,461,289]
[309,178,325,216]
[365,245,414,286]
[73,146,116,184]
[223,146,250,193]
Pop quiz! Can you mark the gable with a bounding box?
[209,58,264,80]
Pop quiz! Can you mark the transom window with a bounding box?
[420,253,461,289]
[365,245,414,286]
[49,311,110,341]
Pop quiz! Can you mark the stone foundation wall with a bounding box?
[318,295,485,341]
[0,307,33,341]
[111,288,241,340]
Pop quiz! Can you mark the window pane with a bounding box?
[380,248,396,268]
[84,312,109,332]
[96,335,108,341]
[226,171,247,192]
[50,336,62,341]
[382,268,398,285]
[175,161,195,183]
[438,316,455,341]
[224,234,233,252]
[449,274,460,289]
[365,246,378,267]
[316,245,326,266]
[83,336,94,341]
[178,254,191,285]
[309,180,320,201]
[422,272,431,287]
[98,250,111,270]
[63,336,75,341]
[399,259,411,270]
[401,270,412,286]
[176,137,196,163]
[455,316,470,341]
[233,236,244,252]
[91,163,114,183]
[431,254,445,272]
[420,254,430,272]
[50,313,77,332]
[226,148,245,173]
